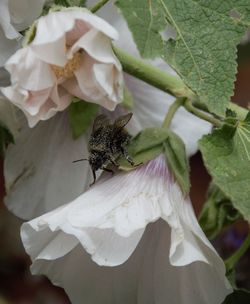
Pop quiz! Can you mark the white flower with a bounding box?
[3,4,211,220]
[21,155,232,304]
[1,9,123,127]
[0,0,46,67]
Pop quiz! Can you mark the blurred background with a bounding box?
[0,40,249,304]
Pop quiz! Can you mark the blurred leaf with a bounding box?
[199,184,241,239]
[0,122,14,156]
[121,87,134,109]
[68,99,99,139]
[223,289,250,304]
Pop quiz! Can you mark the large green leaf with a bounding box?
[199,112,250,222]
[116,0,250,115]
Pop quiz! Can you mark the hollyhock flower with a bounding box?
[0,0,46,67]
[1,9,123,127]
[21,155,232,303]
[3,4,211,220]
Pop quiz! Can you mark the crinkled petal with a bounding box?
[4,112,92,219]
[21,220,231,304]
[4,47,55,90]
[31,10,118,66]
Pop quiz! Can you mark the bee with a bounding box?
[74,113,135,185]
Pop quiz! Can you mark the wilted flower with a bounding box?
[21,155,232,303]
[1,9,123,127]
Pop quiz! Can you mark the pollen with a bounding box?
[51,51,82,79]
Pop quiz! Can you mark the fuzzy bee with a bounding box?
[74,113,135,185]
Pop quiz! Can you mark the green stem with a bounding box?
[114,47,248,124]
[184,100,223,127]
[225,232,250,272]
[113,47,195,100]
[162,98,185,128]
[90,0,110,13]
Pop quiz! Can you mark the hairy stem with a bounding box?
[113,46,248,124]
[225,231,250,272]
[184,100,223,127]
[90,0,110,13]
[162,98,185,128]
[113,47,195,100]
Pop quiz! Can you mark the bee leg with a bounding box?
[89,169,96,187]
[121,147,143,167]
[108,155,119,167]
[121,147,135,166]
[101,167,114,175]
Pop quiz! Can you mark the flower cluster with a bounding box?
[0,1,232,303]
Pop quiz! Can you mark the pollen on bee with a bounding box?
[51,51,82,79]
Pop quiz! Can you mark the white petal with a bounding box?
[22,220,231,304]
[0,28,20,67]
[4,112,92,219]
[0,0,20,39]
[8,0,45,32]
[4,47,55,91]
[31,10,118,66]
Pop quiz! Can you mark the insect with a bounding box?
[74,112,135,185]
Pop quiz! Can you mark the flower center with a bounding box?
[51,51,81,79]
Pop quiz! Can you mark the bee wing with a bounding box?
[114,113,133,130]
[92,114,111,132]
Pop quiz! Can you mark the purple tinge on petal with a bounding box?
[137,155,173,182]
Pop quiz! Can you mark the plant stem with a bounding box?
[90,0,110,13]
[184,100,223,127]
[162,98,185,128]
[225,232,250,272]
[114,46,248,124]
[113,46,195,100]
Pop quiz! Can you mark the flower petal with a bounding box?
[8,0,45,32]
[31,10,118,66]
[0,0,20,39]
[0,28,20,67]
[4,112,92,219]
[21,220,231,304]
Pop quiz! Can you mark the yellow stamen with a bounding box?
[51,51,82,79]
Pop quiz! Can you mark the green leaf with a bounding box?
[116,0,250,115]
[199,112,250,223]
[199,183,241,239]
[223,289,250,304]
[163,130,190,194]
[0,123,14,156]
[68,99,99,139]
[118,128,169,170]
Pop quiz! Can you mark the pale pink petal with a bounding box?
[5,47,55,91]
